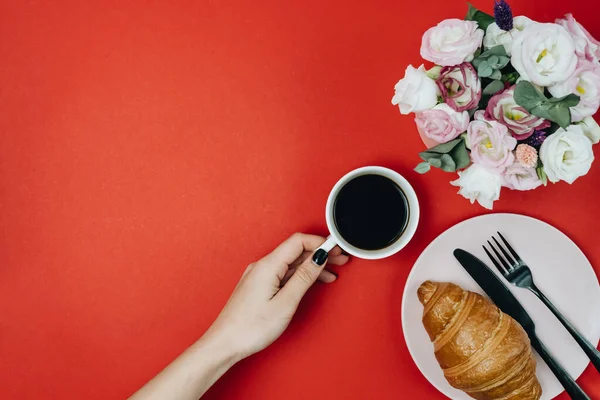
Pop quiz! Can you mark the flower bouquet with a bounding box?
[392,0,600,209]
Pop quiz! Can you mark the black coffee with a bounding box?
[333,174,409,250]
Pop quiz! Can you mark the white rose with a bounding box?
[420,19,484,66]
[483,16,534,55]
[578,117,600,144]
[451,164,502,210]
[540,125,594,184]
[511,23,578,87]
[548,60,600,122]
[556,13,600,63]
[391,64,440,114]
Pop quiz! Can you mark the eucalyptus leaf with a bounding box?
[419,137,463,156]
[418,152,439,162]
[449,141,470,170]
[428,158,442,168]
[495,56,510,69]
[483,80,505,95]
[478,63,493,78]
[514,81,580,129]
[490,69,502,80]
[465,3,495,31]
[414,162,431,174]
[548,93,580,107]
[481,45,508,57]
[440,154,456,172]
[417,138,469,173]
[473,46,509,79]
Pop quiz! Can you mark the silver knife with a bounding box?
[453,249,590,400]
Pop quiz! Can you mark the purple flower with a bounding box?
[524,130,548,149]
[494,0,513,31]
[436,63,482,112]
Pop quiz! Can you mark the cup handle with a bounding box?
[317,235,338,254]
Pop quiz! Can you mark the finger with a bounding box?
[233,263,255,290]
[283,266,339,286]
[266,233,326,266]
[317,269,337,283]
[276,249,329,305]
[327,254,349,266]
[281,268,295,286]
[291,246,344,268]
[241,263,254,279]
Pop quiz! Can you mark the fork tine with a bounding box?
[483,244,509,275]
[487,240,512,275]
[488,240,513,274]
[492,236,517,270]
[497,232,522,263]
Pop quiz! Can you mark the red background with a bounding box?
[1,0,598,399]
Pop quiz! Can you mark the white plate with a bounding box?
[401,213,600,400]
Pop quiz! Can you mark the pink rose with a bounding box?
[437,63,482,112]
[502,163,543,191]
[468,112,517,173]
[485,86,550,140]
[415,103,469,144]
[556,14,600,62]
[420,19,484,66]
[548,60,600,122]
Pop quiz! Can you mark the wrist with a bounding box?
[196,326,243,368]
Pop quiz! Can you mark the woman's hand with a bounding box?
[129,233,348,400]
[205,233,349,361]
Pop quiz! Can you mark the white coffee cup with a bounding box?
[317,166,419,259]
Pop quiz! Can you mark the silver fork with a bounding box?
[484,232,600,373]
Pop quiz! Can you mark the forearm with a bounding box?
[129,330,239,400]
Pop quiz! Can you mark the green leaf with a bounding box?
[450,141,471,170]
[514,81,580,129]
[473,46,509,79]
[495,56,510,69]
[490,69,502,80]
[481,45,508,58]
[536,165,548,186]
[465,3,495,31]
[417,138,469,173]
[419,137,463,156]
[502,71,520,84]
[514,81,545,109]
[440,154,456,172]
[483,80,505,95]
[428,158,442,168]
[548,93,580,107]
[478,63,493,78]
[414,162,431,174]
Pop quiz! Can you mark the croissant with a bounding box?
[417,281,542,400]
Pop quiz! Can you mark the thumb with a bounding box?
[276,249,329,306]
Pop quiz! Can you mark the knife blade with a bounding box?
[453,248,535,333]
[453,248,590,400]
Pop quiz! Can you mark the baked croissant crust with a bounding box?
[417,281,542,400]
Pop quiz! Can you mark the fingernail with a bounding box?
[312,249,328,266]
[330,271,338,278]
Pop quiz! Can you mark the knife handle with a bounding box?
[529,284,600,373]
[529,334,590,400]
